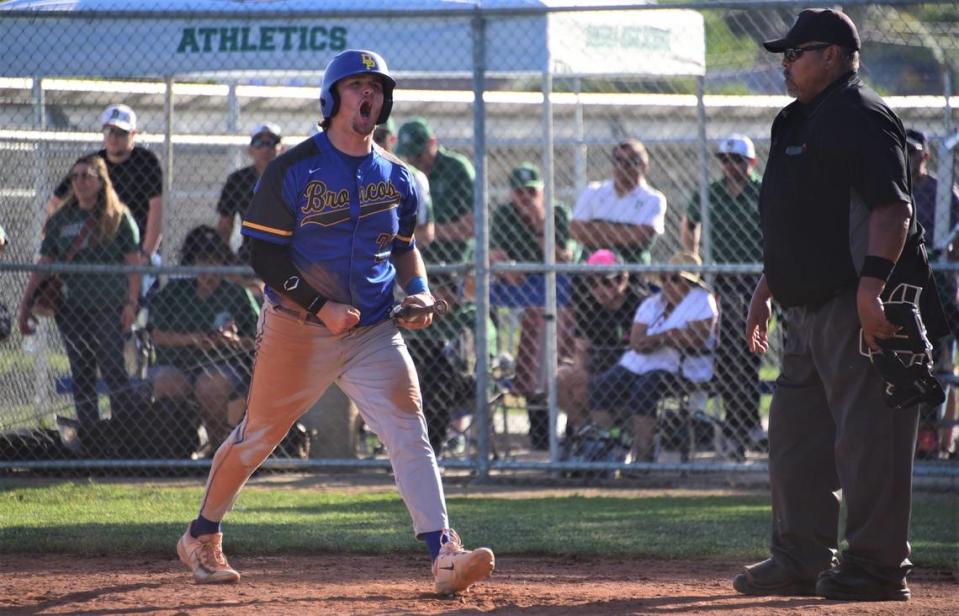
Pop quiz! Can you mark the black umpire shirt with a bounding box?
[55,146,162,245]
[761,73,914,303]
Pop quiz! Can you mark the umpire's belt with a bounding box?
[271,301,324,325]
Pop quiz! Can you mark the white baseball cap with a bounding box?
[100,104,137,132]
[716,134,756,160]
[250,122,282,141]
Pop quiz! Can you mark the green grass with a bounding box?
[0,481,955,570]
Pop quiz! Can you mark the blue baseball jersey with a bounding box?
[242,131,419,326]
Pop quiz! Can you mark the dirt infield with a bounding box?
[1,554,955,615]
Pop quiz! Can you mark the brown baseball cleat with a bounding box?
[432,530,495,594]
[177,525,241,584]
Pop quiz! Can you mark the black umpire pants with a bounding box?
[715,274,763,442]
[769,288,918,584]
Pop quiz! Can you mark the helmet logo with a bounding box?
[360,53,376,70]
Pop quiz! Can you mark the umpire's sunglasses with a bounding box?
[783,43,832,63]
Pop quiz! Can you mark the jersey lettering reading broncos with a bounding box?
[241,130,419,325]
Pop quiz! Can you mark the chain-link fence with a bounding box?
[0,1,957,477]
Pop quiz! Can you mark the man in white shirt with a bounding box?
[571,139,667,264]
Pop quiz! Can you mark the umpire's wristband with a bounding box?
[860,255,895,282]
[404,276,429,296]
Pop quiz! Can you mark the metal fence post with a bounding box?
[542,68,558,463]
[696,75,710,264]
[30,76,52,419]
[163,75,175,264]
[472,11,491,479]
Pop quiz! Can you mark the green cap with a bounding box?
[509,162,544,189]
[395,117,434,157]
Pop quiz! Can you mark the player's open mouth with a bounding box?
[360,101,372,118]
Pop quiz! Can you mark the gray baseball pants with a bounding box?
[769,287,918,584]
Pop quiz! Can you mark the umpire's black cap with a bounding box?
[763,9,861,53]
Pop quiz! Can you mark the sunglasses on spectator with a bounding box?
[613,154,642,167]
[717,154,746,164]
[69,169,99,181]
[783,43,832,63]
[663,274,686,284]
[102,126,130,138]
[592,274,625,288]
[251,137,280,149]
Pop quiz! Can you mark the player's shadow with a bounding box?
[420,593,826,614]
[7,582,162,615]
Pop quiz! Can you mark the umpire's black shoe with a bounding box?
[733,558,817,597]
[815,564,910,602]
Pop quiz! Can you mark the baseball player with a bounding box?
[176,49,494,595]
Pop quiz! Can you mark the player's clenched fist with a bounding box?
[317,301,361,335]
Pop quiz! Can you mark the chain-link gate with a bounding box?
[0,1,957,478]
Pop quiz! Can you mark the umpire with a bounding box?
[736,9,947,602]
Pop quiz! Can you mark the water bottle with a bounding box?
[22,317,38,354]
[22,333,37,354]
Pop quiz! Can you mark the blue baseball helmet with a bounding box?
[320,49,395,125]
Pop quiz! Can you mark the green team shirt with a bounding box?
[686,174,763,264]
[40,204,139,309]
[490,201,570,262]
[419,147,475,265]
[151,278,261,370]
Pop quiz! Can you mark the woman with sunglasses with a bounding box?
[586,251,718,463]
[19,154,141,441]
[558,249,644,438]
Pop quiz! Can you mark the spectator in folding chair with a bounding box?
[403,273,496,456]
[18,154,141,445]
[557,248,645,439]
[149,226,260,450]
[587,251,718,462]
[490,162,576,450]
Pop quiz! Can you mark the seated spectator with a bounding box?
[19,154,141,440]
[557,249,645,438]
[149,226,260,449]
[490,162,575,450]
[402,273,495,456]
[588,251,718,462]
